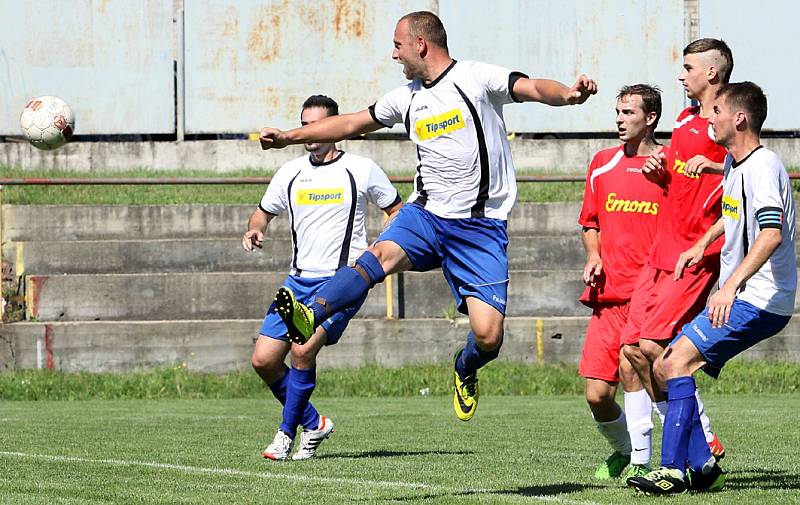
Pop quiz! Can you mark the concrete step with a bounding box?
[3,316,799,373]
[7,236,586,275]
[2,202,584,242]
[23,270,591,322]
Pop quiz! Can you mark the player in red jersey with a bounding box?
[578,84,665,481]
[621,39,734,475]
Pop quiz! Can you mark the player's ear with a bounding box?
[645,111,657,128]
[707,64,719,83]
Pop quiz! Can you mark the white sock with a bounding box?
[653,400,668,426]
[624,389,653,465]
[695,388,715,443]
[595,410,631,454]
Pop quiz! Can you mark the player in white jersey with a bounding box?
[244,95,402,461]
[259,11,597,421]
[629,82,795,495]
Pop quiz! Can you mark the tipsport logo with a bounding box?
[722,196,740,220]
[296,188,345,205]
[415,109,466,141]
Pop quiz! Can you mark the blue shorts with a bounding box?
[376,202,509,315]
[677,299,790,378]
[259,275,364,345]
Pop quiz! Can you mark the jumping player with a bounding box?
[258,10,597,422]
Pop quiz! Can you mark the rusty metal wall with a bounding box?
[183,0,435,134]
[699,0,799,131]
[440,0,687,133]
[184,0,688,134]
[2,1,799,136]
[0,1,175,136]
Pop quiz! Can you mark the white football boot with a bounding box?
[262,430,293,461]
[292,416,334,461]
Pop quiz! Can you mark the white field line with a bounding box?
[0,450,607,505]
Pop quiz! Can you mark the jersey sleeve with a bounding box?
[366,161,401,210]
[578,154,601,229]
[369,85,411,128]
[258,165,291,215]
[468,61,529,106]
[749,162,786,230]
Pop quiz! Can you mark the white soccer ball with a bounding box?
[19,96,75,150]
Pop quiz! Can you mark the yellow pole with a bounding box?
[535,318,544,366]
[383,214,394,319]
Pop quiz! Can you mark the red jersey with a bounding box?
[578,145,664,305]
[648,106,727,271]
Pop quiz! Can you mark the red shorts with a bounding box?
[621,260,718,345]
[579,302,629,382]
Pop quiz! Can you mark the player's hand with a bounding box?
[582,255,603,287]
[642,152,667,184]
[565,74,597,105]
[707,284,736,328]
[684,155,722,176]
[242,229,264,251]
[674,244,704,280]
[259,127,290,150]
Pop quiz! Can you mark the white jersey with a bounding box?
[259,151,400,278]
[720,146,797,315]
[369,60,526,220]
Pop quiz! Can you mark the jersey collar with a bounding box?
[423,59,457,89]
[309,150,345,166]
[731,145,764,168]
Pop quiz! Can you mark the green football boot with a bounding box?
[274,287,315,345]
[594,451,631,480]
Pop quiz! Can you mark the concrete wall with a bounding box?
[3,316,800,373]
[3,137,800,174]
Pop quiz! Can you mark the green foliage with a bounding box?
[2,360,799,401]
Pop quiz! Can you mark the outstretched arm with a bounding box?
[260,109,384,150]
[512,74,597,106]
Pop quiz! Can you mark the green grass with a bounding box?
[2,360,799,401]
[1,394,799,504]
[3,167,800,205]
[0,168,584,204]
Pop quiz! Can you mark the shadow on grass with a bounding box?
[318,449,474,460]
[383,483,604,502]
[726,467,800,490]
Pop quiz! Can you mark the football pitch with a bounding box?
[1,395,799,504]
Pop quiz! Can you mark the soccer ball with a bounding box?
[19,96,75,150]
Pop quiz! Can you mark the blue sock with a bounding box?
[309,251,384,324]
[267,366,290,404]
[269,366,319,434]
[280,367,319,436]
[687,398,714,472]
[661,376,699,471]
[455,331,502,379]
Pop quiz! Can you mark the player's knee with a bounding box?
[472,327,503,351]
[639,339,664,363]
[290,344,319,369]
[585,386,615,409]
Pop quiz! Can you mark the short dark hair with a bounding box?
[399,11,448,51]
[716,81,768,133]
[684,38,734,83]
[301,95,338,118]
[617,84,662,129]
